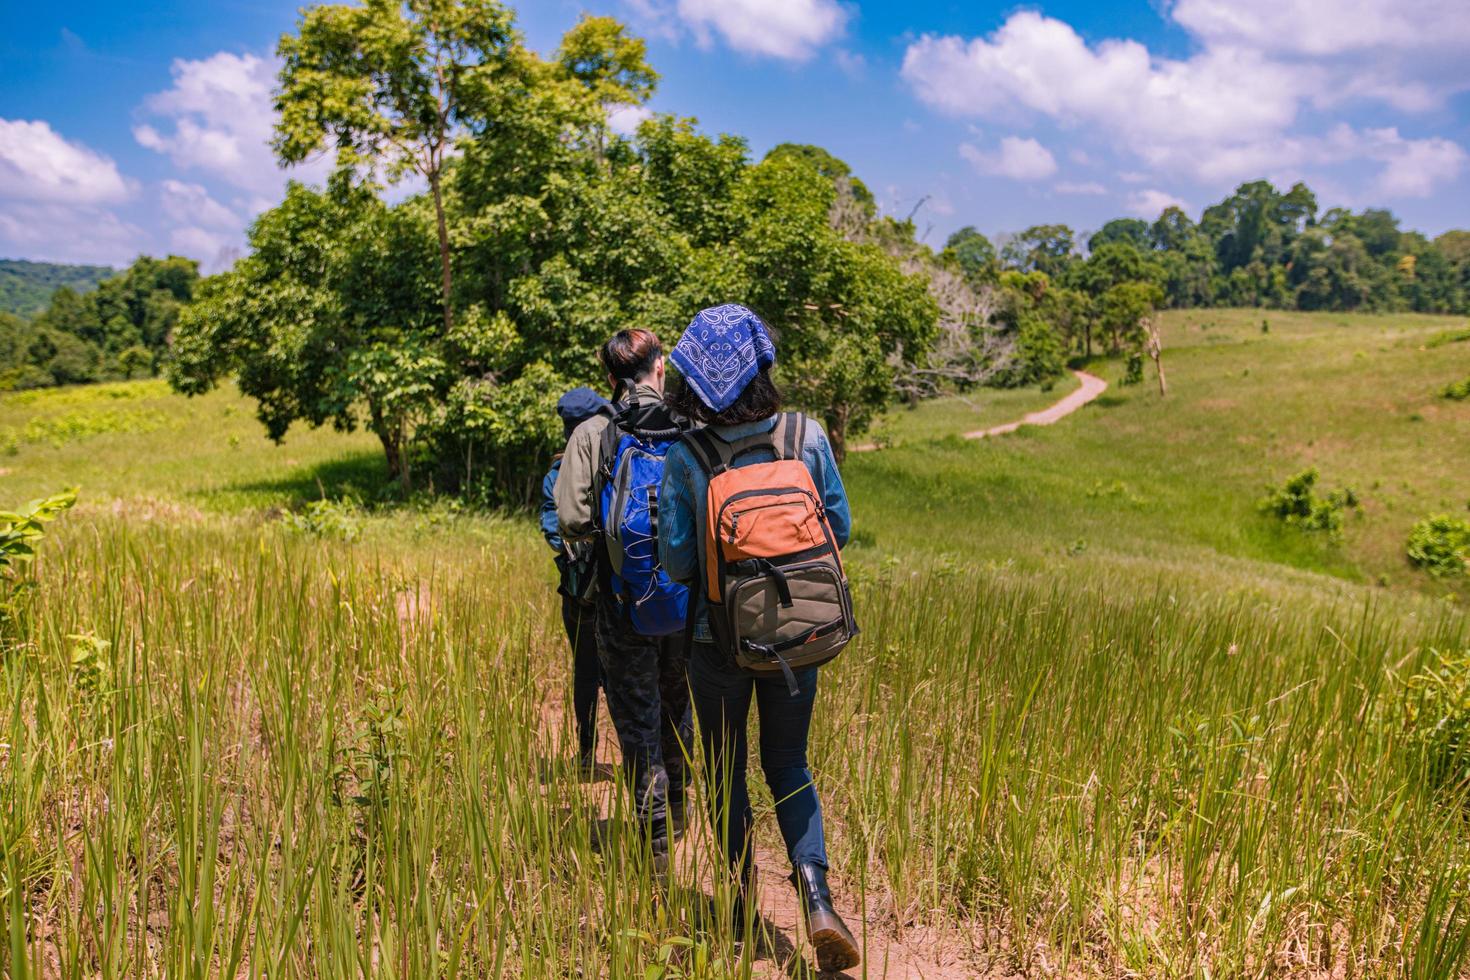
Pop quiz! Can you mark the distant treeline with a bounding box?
[0,257,198,389]
[946,180,1470,317]
[0,259,114,318]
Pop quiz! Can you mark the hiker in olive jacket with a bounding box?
[555,329,692,868]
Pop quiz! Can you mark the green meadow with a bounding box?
[3,309,1470,976]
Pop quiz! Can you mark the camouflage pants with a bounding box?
[595,609,692,833]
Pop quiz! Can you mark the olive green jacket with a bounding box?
[554,383,664,543]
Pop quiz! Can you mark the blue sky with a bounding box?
[3,0,1468,270]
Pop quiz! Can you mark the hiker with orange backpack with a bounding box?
[658,304,861,972]
[555,329,693,870]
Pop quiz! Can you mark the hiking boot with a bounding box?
[577,750,598,781]
[791,863,859,973]
[667,793,688,843]
[650,830,670,881]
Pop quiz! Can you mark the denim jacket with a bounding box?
[658,414,851,639]
[540,457,564,554]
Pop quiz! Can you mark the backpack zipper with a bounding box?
[719,486,825,546]
[728,498,818,545]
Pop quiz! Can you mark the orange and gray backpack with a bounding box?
[681,413,858,694]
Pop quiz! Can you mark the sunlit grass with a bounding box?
[3,513,1467,975]
[2,309,1470,973]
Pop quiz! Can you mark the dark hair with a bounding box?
[667,368,782,426]
[598,329,662,383]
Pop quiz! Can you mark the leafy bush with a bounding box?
[1259,468,1359,535]
[1425,327,1470,349]
[1,487,79,570]
[14,408,168,448]
[1,487,78,651]
[1404,650,1470,794]
[1443,378,1470,401]
[1121,351,1144,386]
[281,498,363,541]
[1407,515,1470,577]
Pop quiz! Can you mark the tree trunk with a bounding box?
[370,405,411,494]
[827,406,849,464]
[430,171,453,334]
[1146,319,1167,397]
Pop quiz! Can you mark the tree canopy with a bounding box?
[171,9,936,494]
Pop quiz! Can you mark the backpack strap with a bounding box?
[682,413,807,476]
[682,427,734,477]
[596,416,624,490]
[777,412,807,462]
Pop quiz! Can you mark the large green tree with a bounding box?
[171,177,440,487]
[275,0,519,333]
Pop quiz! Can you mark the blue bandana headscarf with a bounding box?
[669,304,777,413]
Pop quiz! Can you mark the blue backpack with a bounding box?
[596,413,689,636]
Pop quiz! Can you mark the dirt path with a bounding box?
[854,369,1107,452]
[965,369,1107,440]
[569,740,993,979]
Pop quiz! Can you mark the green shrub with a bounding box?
[281,497,363,541]
[1405,650,1470,794]
[1121,351,1144,386]
[1407,515,1470,577]
[1443,378,1470,401]
[1425,327,1470,349]
[1,487,78,570]
[1259,468,1359,535]
[1,487,78,651]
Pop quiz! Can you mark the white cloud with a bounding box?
[1055,180,1107,195]
[1169,0,1470,57]
[1327,125,1469,197]
[675,0,847,61]
[135,52,329,197]
[159,180,237,229]
[0,202,143,265]
[607,104,653,138]
[168,225,242,272]
[1126,188,1188,218]
[0,118,132,205]
[900,10,1468,199]
[960,136,1057,181]
[903,14,1300,171]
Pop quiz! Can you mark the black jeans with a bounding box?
[595,610,692,832]
[560,595,602,758]
[688,641,827,874]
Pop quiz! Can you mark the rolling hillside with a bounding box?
[0,258,116,318]
[2,309,1469,976]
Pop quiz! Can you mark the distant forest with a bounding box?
[0,259,115,318]
[2,176,1468,402]
[0,257,197,389]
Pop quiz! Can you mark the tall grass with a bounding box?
[3,514,1467,975]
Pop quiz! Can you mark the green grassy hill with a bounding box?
[0,258,116,318]
[2,310,1469,976]
[851,308,1470,595]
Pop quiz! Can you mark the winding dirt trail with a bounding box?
[964,369,1107,440]
[854,369,1107,452]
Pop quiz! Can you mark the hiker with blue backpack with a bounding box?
[541,387,613,775]
[555,329,693,870]
[659,304,862,972]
